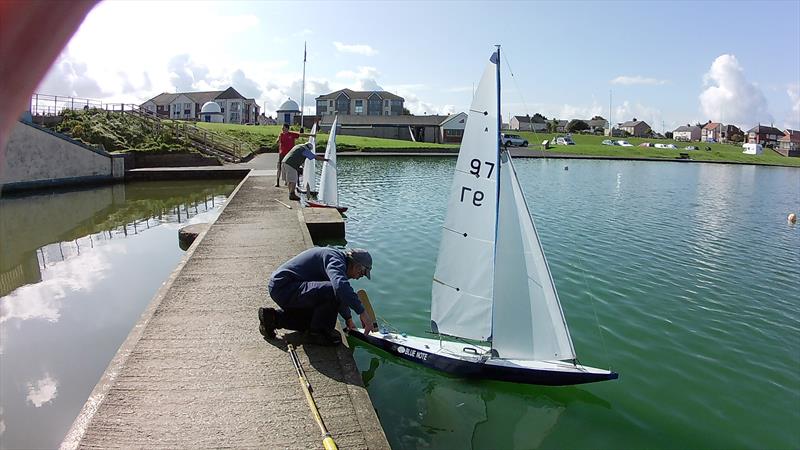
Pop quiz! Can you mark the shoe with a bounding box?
[307,329,342,346]
[274,184,280,188]
[258,307,277,339]
[289,194,301,201]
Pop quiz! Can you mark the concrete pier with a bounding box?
[61,163,388,449]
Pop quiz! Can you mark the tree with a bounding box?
[566,119,589,133]
[591,115,606,121]
[547,118,559,133]
[665,131,674,139]
[532,113,547,122]
[401,107,411,115]
[729,133,744,143]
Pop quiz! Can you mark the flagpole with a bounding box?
[300,41,306,129]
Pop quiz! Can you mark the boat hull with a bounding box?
[305,200,348,213]
[346,329,618,386]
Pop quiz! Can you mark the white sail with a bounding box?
[318,116,338,206]
[302,123,317,193]
[431,57,499,341]
[492,152,576,361]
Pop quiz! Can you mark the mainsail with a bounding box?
[302,123,317,193]
[317,116,339,207]
[431,57,499,341]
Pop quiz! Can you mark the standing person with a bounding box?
[275,124,313,187]
[260,247,376,346]
[282,142,326,201]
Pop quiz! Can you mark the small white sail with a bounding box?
[302,123,317,193]
[431,57,499,341]
[318,116,339,206]
[492,152,576,361]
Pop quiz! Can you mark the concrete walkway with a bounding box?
[62,169,389,449]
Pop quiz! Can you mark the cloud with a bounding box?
[333,41,378,56]
[26,374,59,407]
[168,54,211,92]
[36,55,107,98]
[611,75,668,86]
[231,69,263,99]
[336,66,384,91]
[699,54,772,127]
[786,83,800,129]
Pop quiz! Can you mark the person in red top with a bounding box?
[276,124,313,187]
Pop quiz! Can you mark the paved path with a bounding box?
[62,170,389,449]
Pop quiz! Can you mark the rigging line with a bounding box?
[502,49,546,159]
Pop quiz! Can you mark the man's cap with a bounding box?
[347,248,372,279]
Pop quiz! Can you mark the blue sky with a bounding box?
[38,0,800,131]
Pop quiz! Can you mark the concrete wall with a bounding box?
[1,121,124,191]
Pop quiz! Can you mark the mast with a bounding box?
[300,41,307,128]
[491,45,501,346]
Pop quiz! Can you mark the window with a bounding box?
[368,95,382,116]
[231,102,240,112]
[336,94,350,114]
[390,99,403,115]
[355,100,363,114]
[231,112,240,123]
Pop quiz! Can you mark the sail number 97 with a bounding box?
[460,159,494,207]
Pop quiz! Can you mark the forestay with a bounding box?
[302,123,318,193]
[318,116,338,206]
[431,58,499,341]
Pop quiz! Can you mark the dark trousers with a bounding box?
[268,280,341,332]
[276,153,285,186]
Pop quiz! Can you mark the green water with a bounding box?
[0,179,238,450]
[338,157,800,449]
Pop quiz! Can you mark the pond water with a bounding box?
[337,157,799,449]
[0,179,238,450]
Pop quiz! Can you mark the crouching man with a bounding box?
[259,247,375,346]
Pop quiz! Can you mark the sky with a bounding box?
[36,0,800,132]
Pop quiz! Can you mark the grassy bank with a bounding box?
[512,132,800,167]
[195,122,458,152]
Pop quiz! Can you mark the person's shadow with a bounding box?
[261,329,364,387]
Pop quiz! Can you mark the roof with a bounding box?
[747,124,784,135]
[779,129,800,142]
[319,114,452,127]
[619,120,650,128]
[277,98,300,112]
[703,122,721,130]
[143,92,180,106]
[674,125,700,132]
[316,88,404,101]
[200,101,221,114]
[141,87,246,106]
[215,86,245,100]
[186,91,224,105]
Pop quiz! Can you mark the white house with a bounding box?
[141,87,259,124]
[673,125,702,141]
[440,112,468,143]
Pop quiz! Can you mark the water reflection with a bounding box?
[0,179,238,450]
[351,339,612,450]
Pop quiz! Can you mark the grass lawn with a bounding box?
[194,122,799,167]
[510,132,800,167]
[195,122,458,152]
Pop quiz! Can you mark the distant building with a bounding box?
[510,115,547,132]
[747,124,784,147]
[777,129,800,157]
[316,89,404,116]
[701,122,742,143]
[200,101,223,123]
[319,112,467,143]
[673,125,702,141]
[618,119,651,137]
[276,98,301,126]
[141,87,259,124]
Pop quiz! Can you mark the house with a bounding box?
[141,87,259,124]
[618,119,651,137]
[276,98,301,126]
[584,118,608,134]
[318,112,466,143]
[747,124,784,147]
[315,89,404,116]
[777,129,800,157]
[701,121,743,142]
[673,125,702,141]
[510,115,546,132]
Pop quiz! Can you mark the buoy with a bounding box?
[789,213,797,224]
[564,166,569,171]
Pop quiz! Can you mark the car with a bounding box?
[501,133,528,147]
[553,135,576,145]
[654,143,668,149]
[602,139,616,146]
[665,144,677,149]
[639,143,653,147]
[616,140,633,147]
[685,145,699,150]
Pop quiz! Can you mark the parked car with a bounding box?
[617,140,633,147]
[639,143,652,147]
[501,133,528,147]
[553,135,576,145]
[601,139,616,146]
[654,143,668,149]
[685,145,699,150]
[665,144,677,149]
